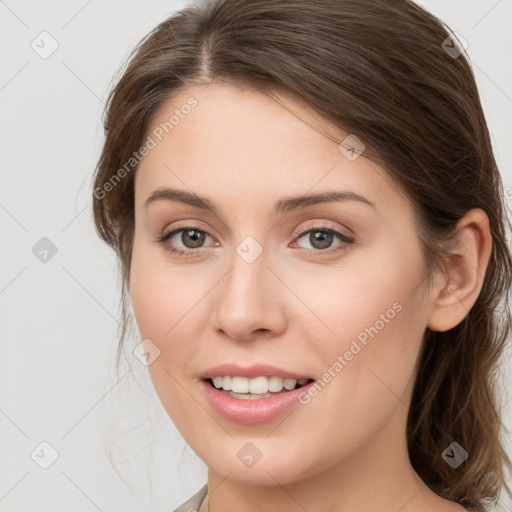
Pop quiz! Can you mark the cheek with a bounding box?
[278,278,425,476]
[288,251,423,355]
[129,237,202,342]
[129,244,205,432]
[290,243,427,408]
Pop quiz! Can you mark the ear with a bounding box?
[427,208,492,332]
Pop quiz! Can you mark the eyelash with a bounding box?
[155,223,355,259]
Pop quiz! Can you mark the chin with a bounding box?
[197,439,325,486]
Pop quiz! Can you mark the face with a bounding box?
[130,83,433,485]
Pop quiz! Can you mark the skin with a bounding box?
[129,82,491,512]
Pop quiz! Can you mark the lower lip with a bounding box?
[200,379,314,425]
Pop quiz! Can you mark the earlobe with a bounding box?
[427,208,492,333]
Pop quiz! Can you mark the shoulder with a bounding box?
[171,484,208,512]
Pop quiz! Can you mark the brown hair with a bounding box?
[91,0,512,509]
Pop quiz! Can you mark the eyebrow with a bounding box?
[143,187,376,214]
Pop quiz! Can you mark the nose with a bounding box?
[212,245,287,343]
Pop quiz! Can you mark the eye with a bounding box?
[291,224,354,256]
[156,223,355,258]
[157,226,217,257]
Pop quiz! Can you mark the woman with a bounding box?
[91,0,512,510]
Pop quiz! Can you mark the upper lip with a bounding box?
[200,363,313,381]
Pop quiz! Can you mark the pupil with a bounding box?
[310,230,332,250]
[183,229,205,248]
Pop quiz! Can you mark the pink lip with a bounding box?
[200,363,313,380]
[200,379,315,425]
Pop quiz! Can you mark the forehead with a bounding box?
[134,83,409,217]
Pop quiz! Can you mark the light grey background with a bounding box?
[1,1,511,511]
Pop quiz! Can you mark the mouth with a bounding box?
[200,374,316,425]
[205,375,314,400]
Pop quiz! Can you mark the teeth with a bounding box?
[283,378,297,390]
[268,376,284,392]
[211,375,310,394]
[223,375,233,391]
[249,376,268,394]
[232,376,249,393]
